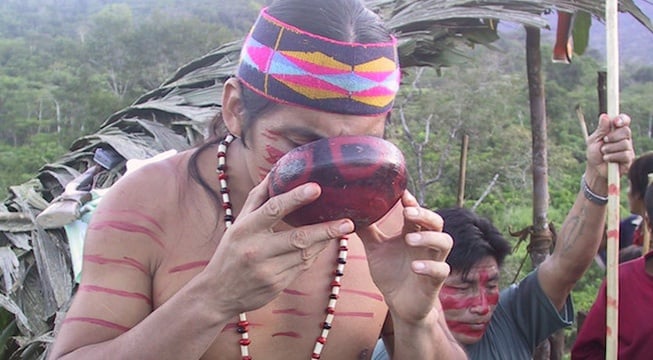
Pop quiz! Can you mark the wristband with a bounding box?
[581,174,608,205]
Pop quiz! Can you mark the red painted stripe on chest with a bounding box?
[168,260,210,273]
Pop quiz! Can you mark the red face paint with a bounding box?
[260,143,288,180]
[264,144,285,166]
[439,257,500,344]
[440,271,499,313]
[445,320,487,339]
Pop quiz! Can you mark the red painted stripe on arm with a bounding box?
[99,209,165,232]
[89,221,165,248]
[84,254,149,275]
[79,285,152,306]
[63,317,130,332]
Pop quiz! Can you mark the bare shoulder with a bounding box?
[108,153,187,199]
[87,149,216,248]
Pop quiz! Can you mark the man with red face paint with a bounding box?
[373,113,635,359]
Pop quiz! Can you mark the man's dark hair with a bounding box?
[646,182,653,225]
[437,207,512,279]
[628,151,653,201]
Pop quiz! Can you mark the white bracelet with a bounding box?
[581,174,608,205]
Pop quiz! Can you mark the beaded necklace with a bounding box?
[216,134,349,360]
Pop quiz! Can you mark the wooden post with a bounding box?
[597,71,607,116]
[457,134,469,207]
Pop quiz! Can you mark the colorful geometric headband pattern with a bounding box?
[237,7,400,115]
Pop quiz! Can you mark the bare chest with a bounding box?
[152,231,387,360]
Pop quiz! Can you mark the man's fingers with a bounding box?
[591,114,612,141]
[404,206,444,232]
[411,260,451,283]
[603,125,631,144]
[614,113,631,127]
[284,220,354,254]
[405,231,453,262]
[252,182,321,225]
[592,113,630,143]
[239,175,272,215]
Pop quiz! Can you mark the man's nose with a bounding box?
[469,291,490,316]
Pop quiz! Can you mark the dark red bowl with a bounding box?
[268,135,407,228]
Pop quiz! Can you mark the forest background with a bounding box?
[1,0,652,355]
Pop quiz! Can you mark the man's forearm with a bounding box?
[390,307,466,360]
[557,172,608,273]
[539,171,608,308]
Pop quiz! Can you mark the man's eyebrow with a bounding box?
[487,273,500,282]
[461,272,500,283]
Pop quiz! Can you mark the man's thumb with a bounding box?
[592,114,612,139]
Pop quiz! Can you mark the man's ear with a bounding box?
[222,78,244,138]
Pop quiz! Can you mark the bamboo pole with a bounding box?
[605,0,620,358]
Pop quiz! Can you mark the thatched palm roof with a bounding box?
[1,1,651,358]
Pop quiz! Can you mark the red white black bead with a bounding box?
[217,134,348,360]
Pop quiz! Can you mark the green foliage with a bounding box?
[0,0,261,199]
[0,309,18,359]
[572,12,592,56]
[0,134,67,194]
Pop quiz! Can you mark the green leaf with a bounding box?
[572,11,592,56]
[0,318,17,359]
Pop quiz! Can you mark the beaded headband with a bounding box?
[236,7,400,116]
